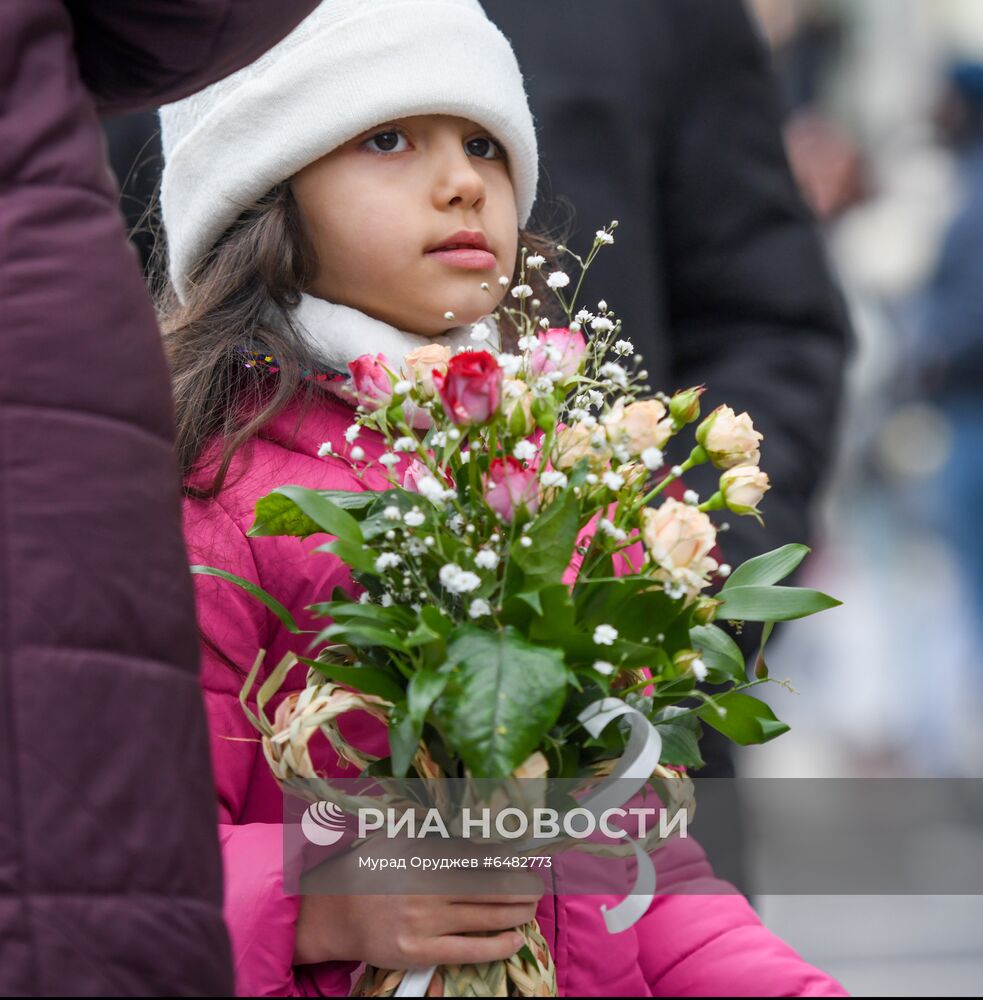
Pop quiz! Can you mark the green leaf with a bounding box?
[312,538,378,575]
[306,600,415,627]
[512,491,581,589]
[390,716,420,779]
[190,565,304,634]
[297,655,405,702]
[717,585,841,622]
[723,543,810,591]
[311,621,409,653]
[408,669,449,727]
[653,707,706,769]
[420,606,453,637]
[690,624,746,682]
[248,485,365,542]
[696,691,790,745]
[433,626,567,778]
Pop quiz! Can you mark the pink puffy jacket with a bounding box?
[183,387,850,997]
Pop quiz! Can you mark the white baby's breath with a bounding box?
[613,339,634,355]
[595,230,614,245]
[511,284,533,299]
[525,254,546,269]
[590,317,615,334]
[641,447,664,471]
[350,445,365,461]
[439,563,482,594]
[379,452,399,468]
[393,379,413,394]
[345,424,360,443]
[593,624,618,645]
[474,549,500,570]
[393,436,417,452]
[383,505,401,521]
[540,470,568,489]
[317,441,334,457]
[469,598,492,618]
[513,440,538,462]
[403,508,425,527]
[602,471,625,491]
[546,271,570,289]
[375,553,401,572]
[470,322,492,341]
[593,660,616,675]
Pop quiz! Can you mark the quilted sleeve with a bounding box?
[636,834,849,997]
[186,497,357,997]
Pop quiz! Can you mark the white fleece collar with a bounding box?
[290,293,502,383]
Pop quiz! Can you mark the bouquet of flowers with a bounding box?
[196,222,840,997]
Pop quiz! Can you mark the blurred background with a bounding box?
[103,1,983,992]
[744,1,983,994]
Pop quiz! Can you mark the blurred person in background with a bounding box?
[910,60,983,674]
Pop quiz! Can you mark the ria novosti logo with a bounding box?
[301,801,348,845]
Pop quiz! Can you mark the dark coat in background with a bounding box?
[485,0,852,891]
[0,1,316,994]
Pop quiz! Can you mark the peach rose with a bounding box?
[640,498,718,602]
[401,343,452,398]
[605,399,674,457]
[696,405,763,469]
[720,464,770,521]
[553,421,610,470]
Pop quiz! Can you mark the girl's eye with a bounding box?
[466,135,506,160]
[364,129,409,154]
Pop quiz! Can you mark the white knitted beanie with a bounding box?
[159,0,538,302]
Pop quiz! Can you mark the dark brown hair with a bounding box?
[153,181,567,501]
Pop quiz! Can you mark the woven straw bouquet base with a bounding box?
[351,919,556,996]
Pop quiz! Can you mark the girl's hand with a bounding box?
[293,886,544,968]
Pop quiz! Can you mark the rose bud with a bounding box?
[695,405,763,469]
[433,350,502,426]
[669,385,706,425]
[348,353,394,410]
[484,456,540,522]
[720,464,770,524]
[528,327,587,381]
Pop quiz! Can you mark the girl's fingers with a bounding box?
[426,930,526,967]
[447,890,543,906]
[432,901,539,936]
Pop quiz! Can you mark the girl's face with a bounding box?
[292,114,519,337]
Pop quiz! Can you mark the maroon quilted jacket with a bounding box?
[0,1,316,994]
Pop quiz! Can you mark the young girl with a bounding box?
[158,1,850,995]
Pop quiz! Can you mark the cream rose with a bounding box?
[720,464,770,519]
[640,498,718,602]
[695,405,763,469]
[553,421,610,470]
[605,399,674,457]
[401,343,452,398]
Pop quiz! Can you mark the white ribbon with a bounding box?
[392,697,662,995]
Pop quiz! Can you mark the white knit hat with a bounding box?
[159,0,538,302]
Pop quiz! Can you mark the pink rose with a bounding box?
[432,350,502,426]
[348,353,393,410]
[402,458,432,492]
[528,327,587,380]
[484,456,540,522]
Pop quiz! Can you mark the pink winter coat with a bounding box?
[183,386,850,997]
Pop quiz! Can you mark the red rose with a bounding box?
[432,350,502,426]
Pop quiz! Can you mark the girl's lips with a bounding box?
[426,248,497,270]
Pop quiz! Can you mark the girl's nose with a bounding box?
[431,142,486,212]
